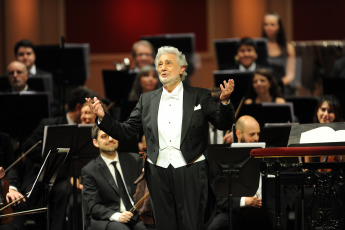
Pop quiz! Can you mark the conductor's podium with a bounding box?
[250,146,345,230]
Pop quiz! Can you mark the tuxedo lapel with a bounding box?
[150,88,162,146]
[181,85,197,144]
[96,156,120,196]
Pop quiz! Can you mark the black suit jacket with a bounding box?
[81,152,142,225]
[99,83,235,164]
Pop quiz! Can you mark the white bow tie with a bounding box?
[161,92,179,101]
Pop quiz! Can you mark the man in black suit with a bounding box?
[14,40,51,79]
[82,125,147,230]
[87,46,235,230]
[234,37,260,71]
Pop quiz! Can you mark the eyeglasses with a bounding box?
[8,70,25,76]
[136,53,153,57]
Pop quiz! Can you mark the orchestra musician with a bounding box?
[81,125,147,230]
[0,132,25,230]
[305,95,344,164]
[87,46,235,230]
[208,116,267,230]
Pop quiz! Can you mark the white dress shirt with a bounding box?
[156,81,205,168]
[209,123,225,144]
[240,175,262,207]
[29,65,37,76]
[100,154,134,222]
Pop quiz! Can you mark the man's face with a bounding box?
[134,45,154,69]
[16,47,36,71]
[81,105,96,124]
[157,53,185,87]
[237,45,258,68]
[239,121,260,143]
[93,130,119,153]
[7,61,29,92]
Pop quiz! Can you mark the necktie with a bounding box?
[111,161,132,210]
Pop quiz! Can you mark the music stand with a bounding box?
[213,70,253,109]
[237,102,295,126]
[213,37,269,70]
[26,148,70,230]
[102,70,137,104]
[207,146,260,230]
[42,124,99,230]
[35,44,90,86]
[260,123,292,147]
[0,92,50,143]
[287,122,345,147]
[285,96,319,124]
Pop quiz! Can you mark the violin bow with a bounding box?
[223,97,245,143]
[0,207,47,218]
[4,140,42,174]
[129,192,150,213]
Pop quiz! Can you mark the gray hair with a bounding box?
[132,40,155,58]
[155,46,188,81]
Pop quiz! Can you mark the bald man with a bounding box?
[235,115,260,143]
[6,61,30,92]
[223,115,260,144]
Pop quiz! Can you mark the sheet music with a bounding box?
[300,126,345,143]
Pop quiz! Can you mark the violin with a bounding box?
[131,149,154,225]
[0,176,13,224]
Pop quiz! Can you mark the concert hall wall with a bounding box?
[64,0,208,53]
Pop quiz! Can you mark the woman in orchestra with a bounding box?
[244,68,285,105]
[262,12,296,96]
[305,95,344,163]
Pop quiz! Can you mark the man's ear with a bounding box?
[93,139,99,148]
[235,130,242,142]
[179,66,186,75]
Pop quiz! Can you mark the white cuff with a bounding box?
[109,212,121,222]
[240,197,246,207]
[221,99,230,105]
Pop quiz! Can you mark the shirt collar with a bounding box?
[101,152,119,166]
[66,113,76,125]
[162,81,183,99]
[30,65,37,75]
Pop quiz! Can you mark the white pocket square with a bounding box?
[194,104,201,111]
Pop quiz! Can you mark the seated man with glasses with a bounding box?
[4,61,33,92]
